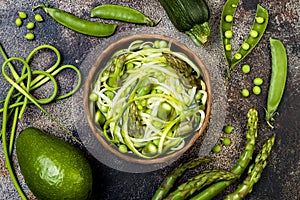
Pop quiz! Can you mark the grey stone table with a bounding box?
[0,0,299,199]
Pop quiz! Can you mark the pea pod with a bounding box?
[90,4,159,27]
[221,2,269,79]
[33,4,117,37]
[265,38,287,128]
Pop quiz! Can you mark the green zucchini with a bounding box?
[158,0,210,46]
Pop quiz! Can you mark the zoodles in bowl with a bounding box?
[89,39,208,159]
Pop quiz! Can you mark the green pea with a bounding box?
[24,33,35,40]
[18,11,27,19]
[255,16,265,24]
[15,18,23,27]
[225,15,233,23]
[225,44,232,51]
[253,77,264,85]
[89,93,98,101]
[252,86,261,95]
[223,125,234,134]
[221,137,231,146]
[212,144,221,153]
[34,14,44,22]
[118,144,128,153]
[26,22,35,30]
[250,30,259,38]
[242,42,250,50]
[231,4,237,8]
[224,30,233,39]
[234,53,242,60]
[242,64,251,74]
[241,88,250,97]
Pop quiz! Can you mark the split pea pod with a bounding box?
[90,4,159,27]
[221,1,269,79]
[32,4,117,37]
[265,38,287,128]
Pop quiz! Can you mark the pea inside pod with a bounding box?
[33,4,117,37]
[90,4,160,27]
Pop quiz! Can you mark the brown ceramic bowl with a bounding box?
[84,34,211,165]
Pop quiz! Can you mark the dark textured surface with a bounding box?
[0,0,299,199]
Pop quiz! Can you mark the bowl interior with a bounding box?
[84,34,212,165]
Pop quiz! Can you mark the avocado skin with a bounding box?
[16,127,92,200]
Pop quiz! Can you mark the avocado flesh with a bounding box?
[16,127,92,200]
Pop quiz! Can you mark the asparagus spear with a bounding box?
[190,108,259,200]
[164,170,238,200]
[225,134,276,200]
[152,157,210,200]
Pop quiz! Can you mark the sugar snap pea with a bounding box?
[265,38,287,128]
[190,108,258,200]
[221,1,269,79]
[90,4,159,27]
[33,4,117,37]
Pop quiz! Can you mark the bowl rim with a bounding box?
[83,34,212,165]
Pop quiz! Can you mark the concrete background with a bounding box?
[0,0,299,199]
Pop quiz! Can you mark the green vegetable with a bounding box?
[253,77,263,85]
[164,170,238,200]
[18,11,27,19]
[221,137,231,146]
[223,125,234,134]
[91,39,208,158]
[90,4,159,26]
[252,86,261,95]
[24,32,35,40]
[33,4,117,37]
[265,38,287,129]
[241,88,250,97]
[212,144,221,153]
[190,108,258,200]
[16,127,93,200]
[34,13,44,22]
[225,134,276,200]
[221,1,269,79]
[158,0,210,46]
[0,43,82,199]
[15,18,23,27]
[26,21,35,29]
[152,157,210,200]
[241,64,251,74]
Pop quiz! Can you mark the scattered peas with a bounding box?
[212,144,221,153]
[24,32,35,40]
[224,30,233,39]
[34,13,44,22]
[253,77,264,85]
[225,15,233,23]
[241,88,250,97]
[15,18,23,27]
[234,53,242,60]
[255,16,265,24]
[242,64,251,74]
[241,42,250,50]
[252,86,261,95]
[221,137,231,146]
[18,11,27,19]
[26,22,35,30]
[223,125,234,134]
[250,30,259,38]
